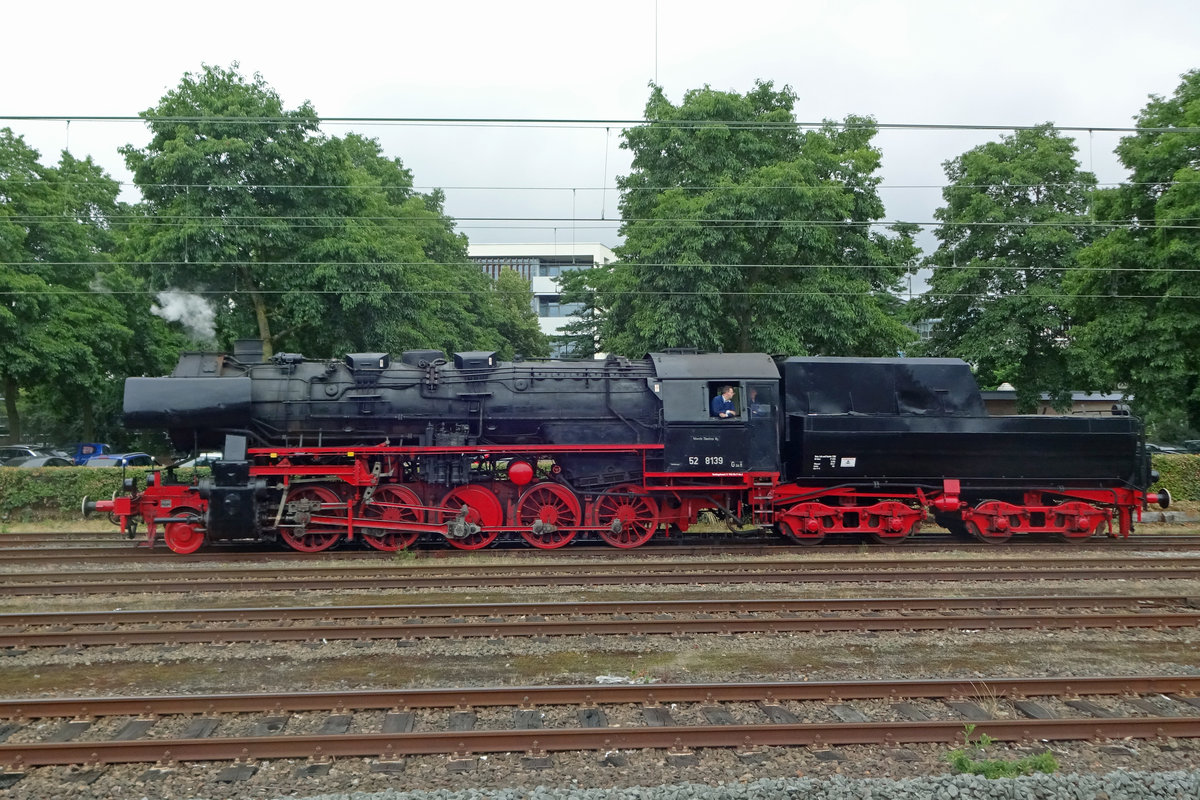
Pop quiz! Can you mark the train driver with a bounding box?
[710,385,738,419]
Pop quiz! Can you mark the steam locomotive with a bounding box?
[86,340,1170,553]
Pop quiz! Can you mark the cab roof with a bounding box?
[648,352,780,380]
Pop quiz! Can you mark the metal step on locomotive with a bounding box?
[84,341,1170,553]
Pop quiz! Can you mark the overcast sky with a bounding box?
[4,0,1198,279]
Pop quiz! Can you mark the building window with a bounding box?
[538,259,592,278]
[473,257,540,280]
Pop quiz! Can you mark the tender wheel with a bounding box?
[1053,501,1107,543]
[778,518,825,546]
[164,506,205,554]
[593,484,659,548]
[517,482,580,549]
[281,485,344,552]
[440,485,502,550]
[868,523,920,546]
[965,517,1012,544]
[866,503,921,545]
[360,485,423,551]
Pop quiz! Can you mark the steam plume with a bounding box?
[152,290,216,342]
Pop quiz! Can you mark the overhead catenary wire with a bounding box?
[7,260,1200,275]
[4,114,1200,135]
[5,214,1198,230]
[0,287,1195,301]
[0,178,1182,192]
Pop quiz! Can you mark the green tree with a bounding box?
[1068,70,1200,436]
[122,64,539,361]
[909,124,1097,411]
[486,268,550,359]
[120,63,329,358]
[588,81,916,357]
[284,134,515,357]
[0,129,156,442]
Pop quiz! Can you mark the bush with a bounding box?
[1152,454,1200,502]
[0,467,170,522]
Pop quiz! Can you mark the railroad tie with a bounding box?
[830,704,871,723]
[1064,699,1121,718]
[382,711,415,733]
[513,708,543,729]
[758,703,799,724]
[180,718,220,738]
[1126,697,1182,717]
[45,720,91,743]
[317,714,353,735]
[63,768,104,785]
[1012,700,1055,720]
[214,764,258,782]
[577,707,608,728]
[946,700,993,721]
[891,702,931,721]
[112,718,157,740]
[701,705,738,725]
[448,710,477,731]
[250,715,289,736]
[641,706,675,726]
[1168,694,1200,710]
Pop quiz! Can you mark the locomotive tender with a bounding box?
[87,341,1169,553]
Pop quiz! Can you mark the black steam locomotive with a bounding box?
[87,341,1168,553]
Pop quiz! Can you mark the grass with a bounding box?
[946,724,1059,778]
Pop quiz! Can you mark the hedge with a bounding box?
[1151,453,1200,504]
[0,467,190,523]
[0,456,1197,524]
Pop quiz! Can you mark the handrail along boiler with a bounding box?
[86,342,1169,553]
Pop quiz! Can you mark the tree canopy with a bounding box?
[0,128,172,442]
[909,124,1097,411]
[121,63,545,360]
[1067,70,1200,437]
[565,81,917,358]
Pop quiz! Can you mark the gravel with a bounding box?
[5,547,1200,799]
[255,770,1200,800]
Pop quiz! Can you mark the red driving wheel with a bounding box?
[281,485,343,552]
[440,485,503,550]
[593,484,659,548]
[360,485,423,551]
[164,506,205,554]
[517,482,580,549]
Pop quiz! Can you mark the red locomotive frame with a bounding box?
[87,443,1167,554]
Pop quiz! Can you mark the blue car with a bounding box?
[85,452,160,468]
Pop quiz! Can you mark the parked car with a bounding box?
[0,444,68,465]
[11,455,75,468]
[84,452,160,468]
[172,451,222,469]
[1183,440,1200,454]
[1145,443,1187,454]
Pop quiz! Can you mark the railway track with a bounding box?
[2,676,1198,775]
[4,556,1200,597]
[2,594,1197,650]
[3,536,1200,564]
[3,530,1199,558]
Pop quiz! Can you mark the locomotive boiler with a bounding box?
[87,342,1169,553]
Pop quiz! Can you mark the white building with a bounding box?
[468,242,615,357]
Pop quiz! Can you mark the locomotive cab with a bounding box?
[650,352,782,474]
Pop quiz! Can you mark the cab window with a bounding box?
[746,383,777,420]
[706,381,742,419]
